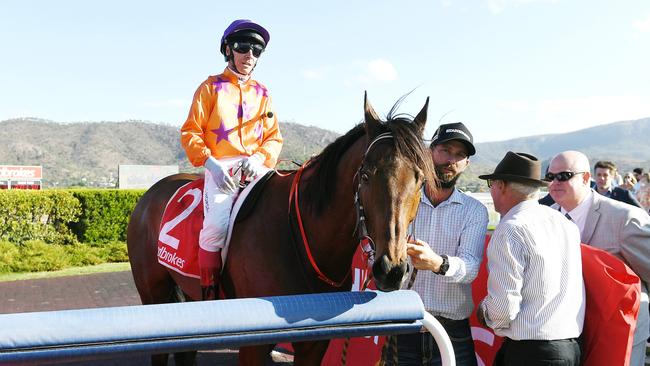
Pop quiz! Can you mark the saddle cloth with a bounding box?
[156,173,271,278]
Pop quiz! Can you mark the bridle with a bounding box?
[287,131,395,289]
[354,132,394,270]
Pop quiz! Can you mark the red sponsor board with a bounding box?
[319,236,637,366]
[0,165,42,180]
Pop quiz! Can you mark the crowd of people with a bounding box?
[181,18,650,366]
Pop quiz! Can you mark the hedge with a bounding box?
[0,189,144,273]
[0,190,81,245]
[69,189,145,243]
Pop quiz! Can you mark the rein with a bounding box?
[287,132,394,289]
[288,161,349,288]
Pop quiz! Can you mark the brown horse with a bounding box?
[126,94,436,365]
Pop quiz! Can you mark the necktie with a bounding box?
[565,213,573,221]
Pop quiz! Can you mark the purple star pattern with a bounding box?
[212,77,229,92]
[252,83,268,97]
[254,122,263,141]
[234,101,257,120]
[211,119,235,144]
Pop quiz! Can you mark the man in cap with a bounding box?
[386,122,489,365]
[548,151,650,366]
[477,152,585,365]
[180,19,283,300]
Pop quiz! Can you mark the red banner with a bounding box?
[321,234,501,365]
[0,165,42,180]
[321,236,638,366]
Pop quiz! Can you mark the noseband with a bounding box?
[354,132,393,268]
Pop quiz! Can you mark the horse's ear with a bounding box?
[364,91,382,138]
[413,97,429,136]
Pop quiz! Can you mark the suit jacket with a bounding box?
[608,187,642,208]
[553,191,650,284]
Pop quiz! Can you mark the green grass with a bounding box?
[0,262,131,282]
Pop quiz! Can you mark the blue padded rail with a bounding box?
[0,290,425,364]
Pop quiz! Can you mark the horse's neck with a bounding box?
[300,135,367,284]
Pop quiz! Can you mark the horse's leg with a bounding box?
[292,340,330,366]
[238,344,274,365]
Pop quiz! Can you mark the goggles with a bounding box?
[544,171,586,182]
[230,41,264,57]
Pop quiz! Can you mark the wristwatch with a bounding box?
[436,255,449,275]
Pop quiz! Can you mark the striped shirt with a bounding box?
[480,200,585,340]
[407,187,489,319]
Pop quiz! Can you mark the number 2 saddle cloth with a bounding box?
[156,171,274,279]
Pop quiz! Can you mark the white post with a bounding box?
[420,312,456,366]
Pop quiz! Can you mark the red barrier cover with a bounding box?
[321,236,640,366]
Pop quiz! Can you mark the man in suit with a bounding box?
[548,150,650,366]
[593,161,642,208]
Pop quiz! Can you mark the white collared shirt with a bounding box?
[406,187,489,319]
[560,190,594,236]
[481,200,585,340]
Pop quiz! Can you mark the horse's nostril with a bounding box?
[379,254,391,273]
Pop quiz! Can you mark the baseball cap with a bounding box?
[430,122,476,156]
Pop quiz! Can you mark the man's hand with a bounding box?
[241,155,265,178]
[406,238,444,272]
[204,156,236,195]
[477,301,488,327]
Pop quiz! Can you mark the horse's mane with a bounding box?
[303,101,435,215]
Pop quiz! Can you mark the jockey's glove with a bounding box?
[241,154,265,179]
[205,156,237,195]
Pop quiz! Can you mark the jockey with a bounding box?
[180,19,283,300]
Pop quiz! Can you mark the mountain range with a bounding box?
[1,116,648,190]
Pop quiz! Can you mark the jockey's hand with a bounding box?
[204,156,237,195]
[241,155,265,179]
[406,238,444,272]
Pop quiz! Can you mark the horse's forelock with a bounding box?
[385,115,436,185]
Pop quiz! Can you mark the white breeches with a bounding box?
[199,157,242,253]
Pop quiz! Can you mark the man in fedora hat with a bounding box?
[476,151,585,366]
[386,122,488,366]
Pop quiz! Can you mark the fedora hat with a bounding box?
[478,151,549,187]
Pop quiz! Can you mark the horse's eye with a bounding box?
[361,172,370,183]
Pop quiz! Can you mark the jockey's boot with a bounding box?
[199,248,222,301]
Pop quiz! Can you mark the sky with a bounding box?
[1,0,649,143]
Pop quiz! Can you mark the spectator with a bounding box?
[385,122,489,366]
[548,151,650,366]
[633,168,644,193]
[477,151,584,366]
[619,172,637,191]
[613,170,623,187]
[636,172,650,213]
[593,161,642,208]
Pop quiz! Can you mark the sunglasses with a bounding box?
[544,171,586,182]
[486,179,496,188]
[230,42,265,57]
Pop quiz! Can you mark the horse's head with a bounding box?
[359,93,436,291]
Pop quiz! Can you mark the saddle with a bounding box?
[156,171,275,278]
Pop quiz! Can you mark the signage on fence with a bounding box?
[0,165,43,190]
[118,165,179,189]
